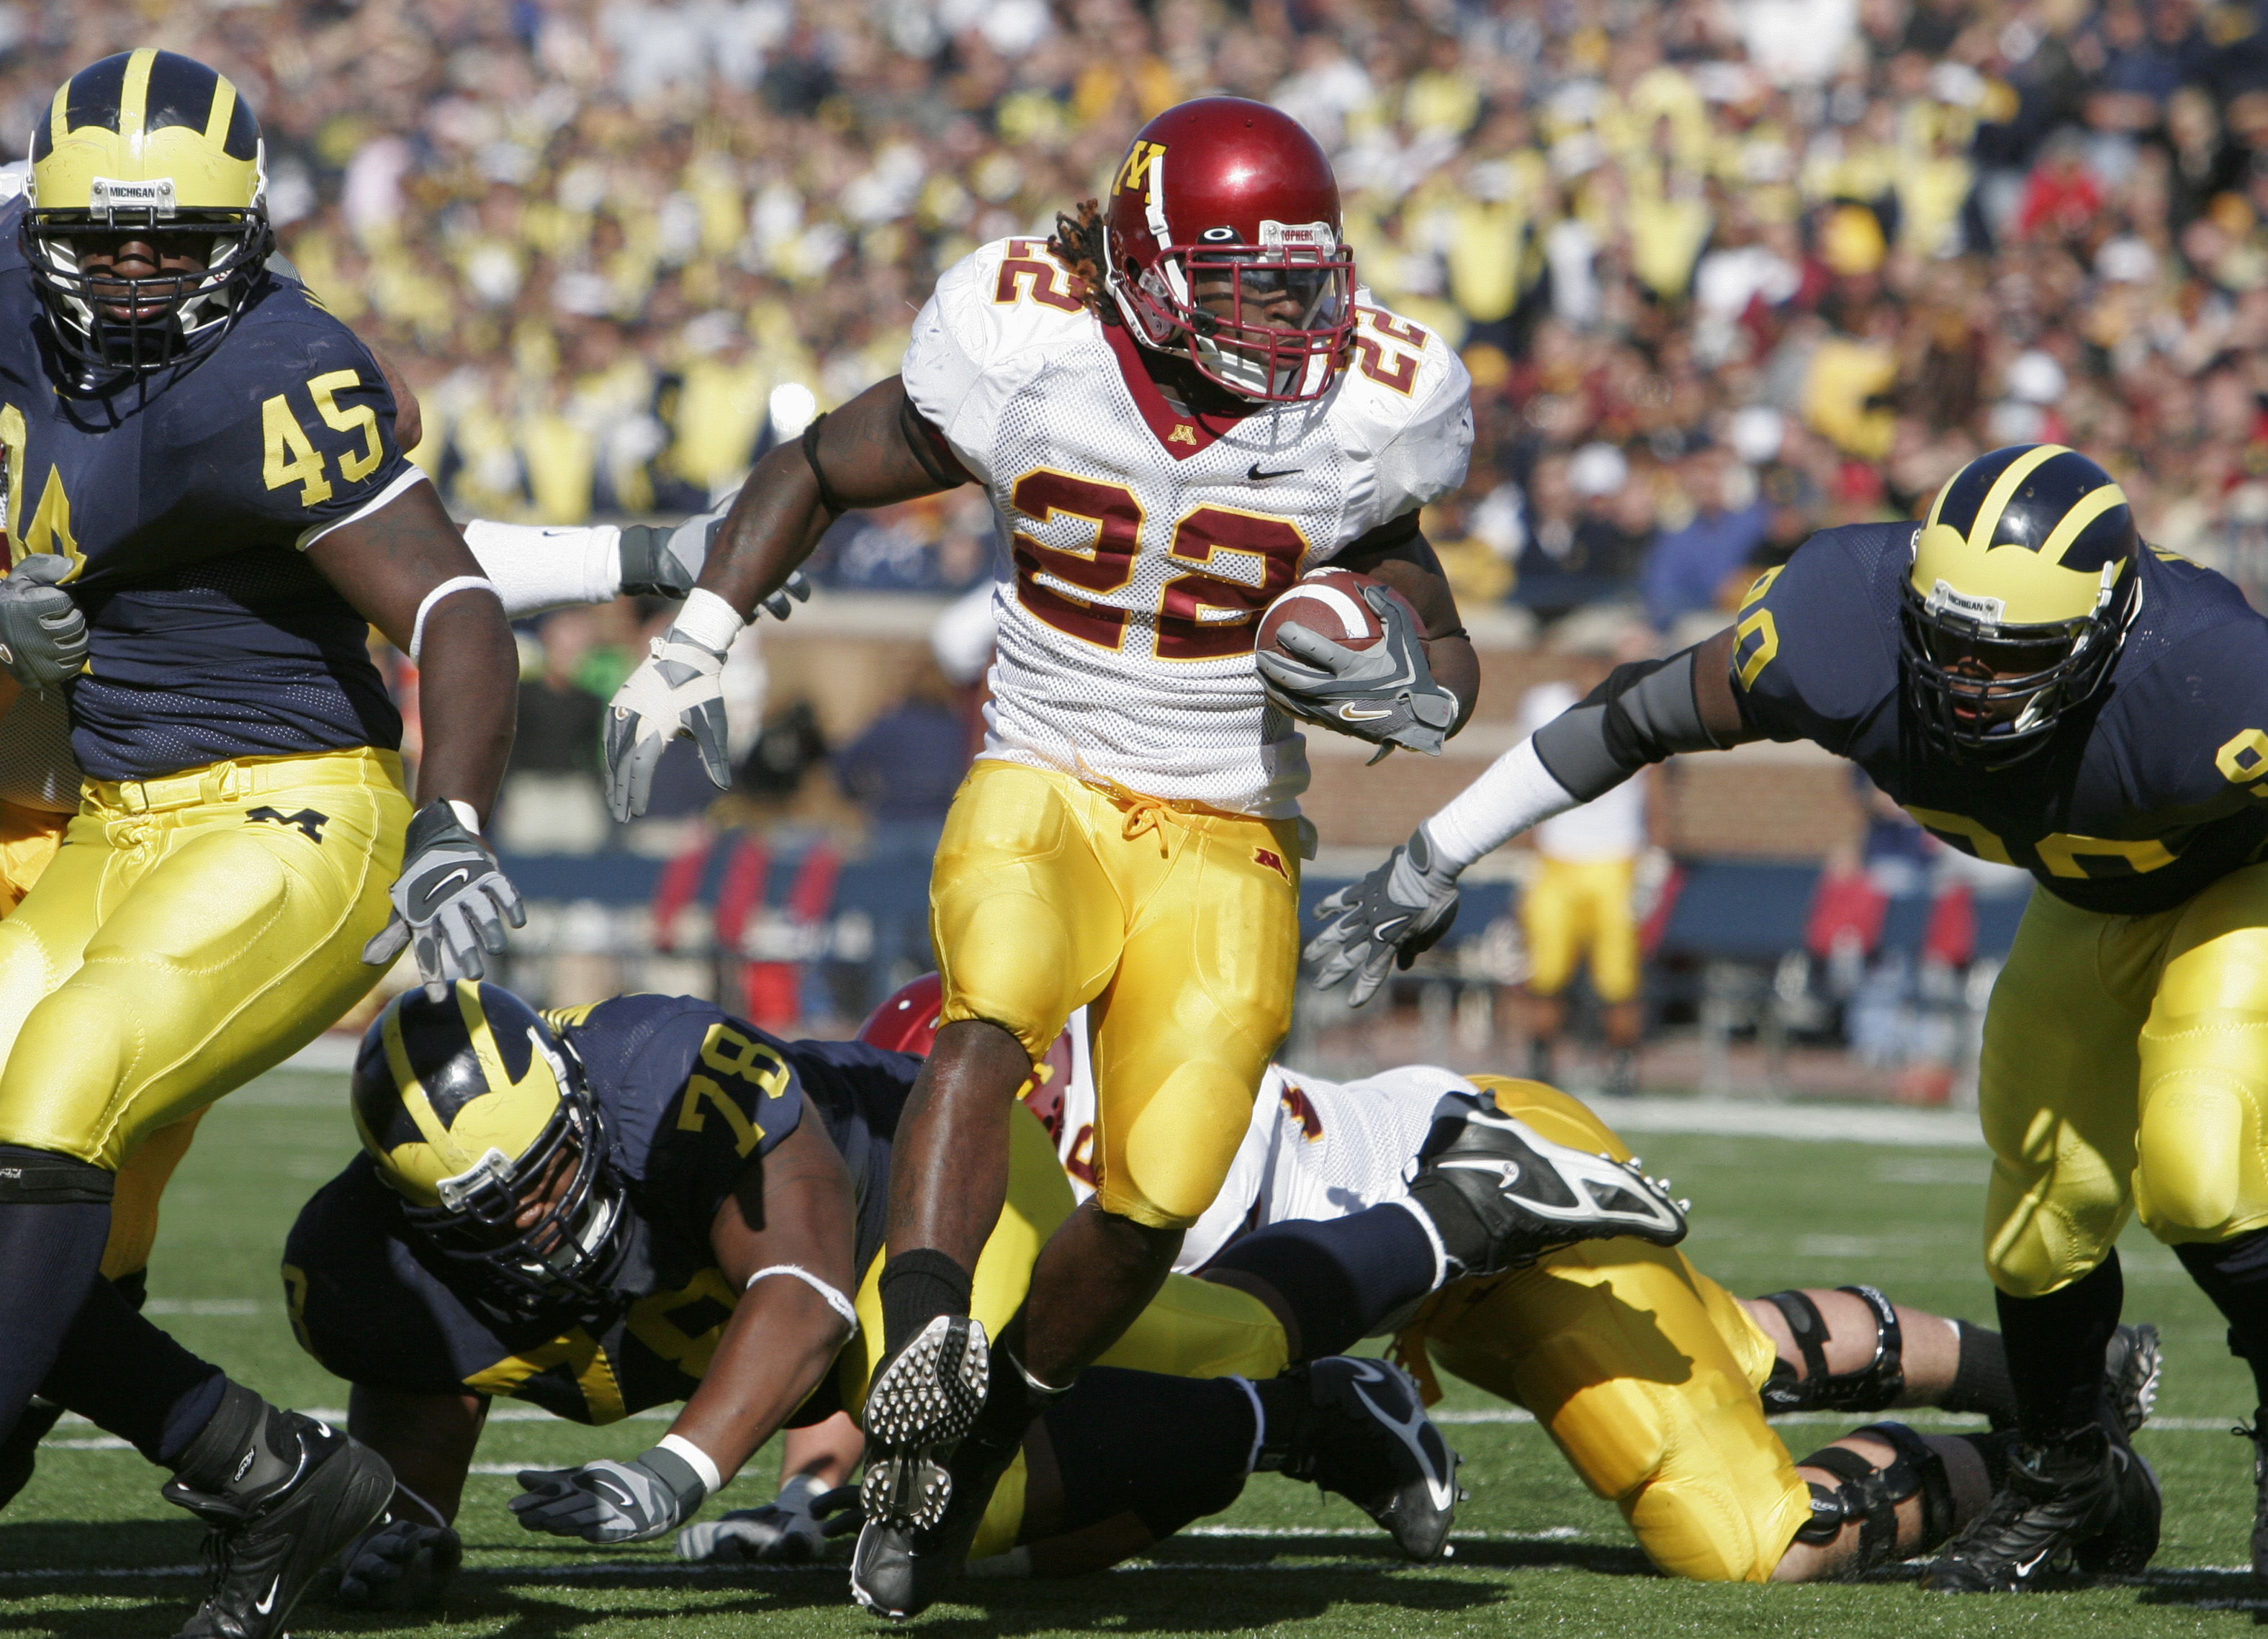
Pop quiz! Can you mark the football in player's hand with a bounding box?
[1258,568,1413,659]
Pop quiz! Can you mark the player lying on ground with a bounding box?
[713,979,2152,1585]
[1312,443,2226,1591]
[598,93,1482,1612]
[285,982,1678,1613]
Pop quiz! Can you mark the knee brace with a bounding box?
[1760,1286,1903,1415]
[1791,1421,1956,1572]
[0,1146,113,1204]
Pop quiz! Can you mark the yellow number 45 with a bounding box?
[262,369,384,509]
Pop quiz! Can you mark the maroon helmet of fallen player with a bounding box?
[856,973,1079,1144]
[1104,96,1355,403]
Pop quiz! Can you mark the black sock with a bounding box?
[1405,1176,1495,1276]
[171,1380,310,1502]
[2173,1229,2268,1407]
[1202,1203,1439,1360]
[1940,1319,2018,1427]
[37,1274,225,1466]
[1041,1367,1252,1543]
[1997,1254,2122,1444]
[0,1150,114,1450]
[878,1248,973,1357]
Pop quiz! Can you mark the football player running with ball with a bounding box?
[602,96,1479,1609]
[1311,442,2268,1592]
[0,50,525,1638]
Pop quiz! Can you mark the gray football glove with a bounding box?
[333,1518,462,1611]
[604,624,733,821]
[361,801,526,999]
[1304,821,1462,1006]
[676,1475,840,1563]
[1255,584,1458,761]
[510,1448,708,1545]
[618,508,811,619]
[0,554,86,694]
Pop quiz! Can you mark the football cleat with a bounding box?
[850,1417,1022,1620]
[1410,1091,1688,1275]
[2105,1323,2161,1435]
[859,1314,991,1537]
[1921,1422,2159,1592]
[163,1414,395,1638]
[1261,1358,1461,1561]
[2233,1414,2268,1582]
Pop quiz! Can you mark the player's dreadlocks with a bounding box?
[1048,199,1117,322]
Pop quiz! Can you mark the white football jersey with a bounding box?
[1048,1004,1477,1271]
[901,237,1473,818]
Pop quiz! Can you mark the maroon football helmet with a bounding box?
[855,973,1079,1144]
[1104,97,1355,402]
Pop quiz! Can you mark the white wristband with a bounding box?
[746,1263,860,1336]
[408,575,501,664]
[445,799,482,835]
[670,587,746,656]
[1424,736,1583,872]
[657,1432,724,1496]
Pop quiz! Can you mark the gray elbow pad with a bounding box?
[1530,645,1724,801]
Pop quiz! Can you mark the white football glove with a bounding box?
[604,626,732,821]
[1254,584,1458,761]
[1304,821,1463,1006]
[361,801,526,1000]
[676,1473,838,1563]
[0,554,86,694]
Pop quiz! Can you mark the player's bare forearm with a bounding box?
[1340,521,1479,734]
[781,1412,865,1488]
[674,1109,860,1475]
[699,376,952,617]
[305,482,519,817]
[1691,625,1758,747]
[348,1384,487,1524]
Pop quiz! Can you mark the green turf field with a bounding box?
[6,1067,2267,1637]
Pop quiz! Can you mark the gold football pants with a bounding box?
[1982,867,2268,1297]
[1521,856,1641,1003]
[842,1103,1290,1559]
[0,747,408,1170]
[930,760,1302,1228]
[1400,1075,1812,1583]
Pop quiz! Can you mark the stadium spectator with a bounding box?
[495,610,610,855]
[834,660,974,865]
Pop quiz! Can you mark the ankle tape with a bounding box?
[1761,1286,1904,1415]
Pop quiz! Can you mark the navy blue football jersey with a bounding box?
[0,198,410,780]
[1732,522,2268,915]
[282,994,915,1425]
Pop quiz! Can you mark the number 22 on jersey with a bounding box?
[1009,469,1307,662]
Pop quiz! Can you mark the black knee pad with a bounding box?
[1791,1420,1956,1573]
[1760,1286,1904,1414]
[0,1147,113,1206]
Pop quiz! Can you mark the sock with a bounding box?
[1403,1174,1495,1278]
[877,1248,973,1356]
[171,1380,312,1504]
[1042,1368,1252,1541]
[0,1150,114,1450]
[1997,1253,2123,1445]
[36,1274,225,1466]
[1956,1430,2015,1493]
[1940,1319,2018,1426]
[1203,1204,1439,1360]
[2172,1229,2268,1409]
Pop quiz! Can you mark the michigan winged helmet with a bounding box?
[24,48,274,376]
[351,984,631,1315]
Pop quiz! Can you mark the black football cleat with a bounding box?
[1922,1422,2158,1592]
[850,1417,1022,1620]
[2234,1413,2268,1583]
[1261,1357,1461,1561]
[163,1411,395,1638]
[1411,1091,1687,1275]
[859,1314,991,1538]
[2104,1323,2161,1435]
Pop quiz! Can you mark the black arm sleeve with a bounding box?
[1529,644,1725,800]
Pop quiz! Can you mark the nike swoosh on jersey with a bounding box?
[1248,464,1301,481]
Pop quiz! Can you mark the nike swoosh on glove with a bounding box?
[361,801,526,1000]
[333,1519,462,1610]
[1254,584,1458,761]
[0,554,87,694]
[1304,821,1462,1006]
[605,627,732,822]
[510,1454,704,1545]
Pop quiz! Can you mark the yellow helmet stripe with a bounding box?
[456,980,521,1106]
[204,76,237,151]
[1966,443,2069,553]
[45,79,66,155]
[117,48,157,144]
[2033,479,2130,569]
[381,1003,455,1154]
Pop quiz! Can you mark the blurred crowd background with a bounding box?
[14,0,2252,1085]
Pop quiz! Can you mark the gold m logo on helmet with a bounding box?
[1117,140,1166,199]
